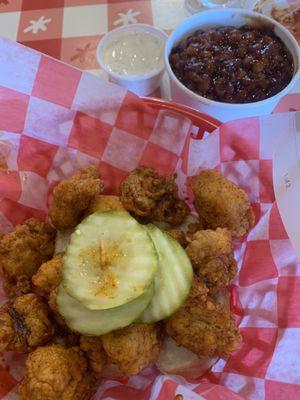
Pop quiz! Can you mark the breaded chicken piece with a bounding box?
[167,221,208,249]
[48,287,67,328]
[188,228,233,258]
[32,256,67,328]
[18,344,97,400]
[120,166,171,217]
[120,166,189,225]
[187,220,207,234]
[102,324,161,375]
[80,336,107,374]
[186,228,237,289]
[48,292,106,370]
[188,275,209,300]
[152,194,190,225]
[0,218,56,297]
[166,278,241,358]
[167,230,189,248]
[192,169,255,237]
[0,293,55,353]
[47,291,83,349]
[48,288,58,313]
[85,195,125,216]
[32,254,63,297]
[49,165,104,231]
[50,327,80,347]
[2,275,31,299]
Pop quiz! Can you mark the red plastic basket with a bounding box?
[142,97,221,139]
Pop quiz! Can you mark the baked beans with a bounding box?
[169,26,294,104]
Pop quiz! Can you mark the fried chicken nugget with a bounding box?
[35,269,103,368]
[46,288,106,373]
[31,255,67,329]
[33,269,73,332]
[186,228,237,289]
[49,165,104,231]
[152,194,190,225]
[32,254,63,297]
[19,344,97,400]
[166,278,241,358]
[0,293,55,353]
[188,275,209,300]
[48,287,68,329]
[0,218,56,297]
[120,166,189,225]
[80,336,107,374]
[192,169,255,237]
[2,275,32,299]
[85,195,125,216]
[102,324,162,375]
[167,230,189,248]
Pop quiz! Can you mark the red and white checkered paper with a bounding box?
[1,36,300,400]
[0,0,188,71]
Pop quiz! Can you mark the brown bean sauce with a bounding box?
[169,25,294,104]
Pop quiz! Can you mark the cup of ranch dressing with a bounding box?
[97,24,167,96]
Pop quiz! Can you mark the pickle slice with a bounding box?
[62,211,158,310]
[57,284,153,336]
[139,225,193,324]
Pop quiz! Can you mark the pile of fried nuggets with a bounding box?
[0,165,254,400]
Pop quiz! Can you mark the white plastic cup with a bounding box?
[165,9,300,122]
[97,24,167,97]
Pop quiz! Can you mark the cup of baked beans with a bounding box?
[165,8,300,122]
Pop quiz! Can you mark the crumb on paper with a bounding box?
[0,154,8,171]
[0,139,12,171]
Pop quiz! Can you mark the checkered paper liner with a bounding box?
[0,36,300,400]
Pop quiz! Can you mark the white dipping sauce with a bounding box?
[103,31,165,76]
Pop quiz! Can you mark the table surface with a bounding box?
[0,0,299,109]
